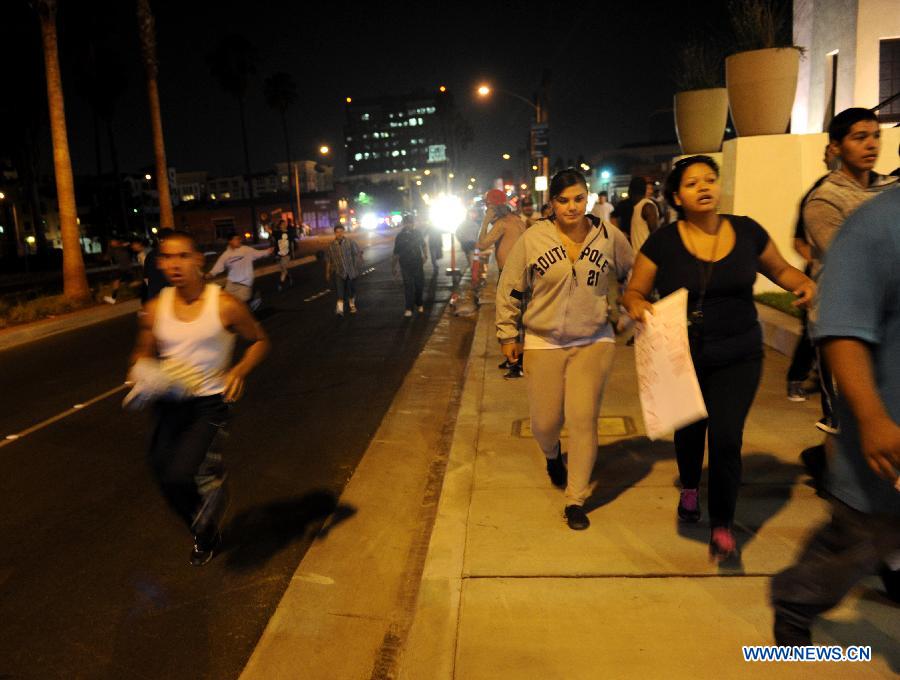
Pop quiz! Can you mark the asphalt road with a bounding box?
[0,237,458,680]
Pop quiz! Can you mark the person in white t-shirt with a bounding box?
[590,191,614,222]
[206,233,273,303]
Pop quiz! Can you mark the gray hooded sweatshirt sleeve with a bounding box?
[496,216,634,345]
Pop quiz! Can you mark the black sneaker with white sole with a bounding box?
[190,531,221,567]
[546,443,566,488]
[564,505,589,530]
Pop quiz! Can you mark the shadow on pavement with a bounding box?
[583,436,675,512]
[220,489,357,572]
[818,606,900,673]
[673,452,805,571]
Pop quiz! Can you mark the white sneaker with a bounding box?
[416,305,424,313]
[403,309,413,318]
[103,296,116,305]
[349,298,357,314]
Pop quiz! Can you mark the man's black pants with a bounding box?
[148,395,230,538]
[401,263,424,310]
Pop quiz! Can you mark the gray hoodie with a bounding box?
[496,215,634,345]
[803,170,898,280]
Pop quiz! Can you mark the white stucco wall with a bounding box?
[792,0,859,134]
[717,128,899,292]
[855,0,900,108]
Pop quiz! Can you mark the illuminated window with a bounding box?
[354,153,362,161]
[409,118,417,126]
[361,113,370,121]
[418,117,423,125]
[426,106,436,114]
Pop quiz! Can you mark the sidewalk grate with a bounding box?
[511,416,635,438]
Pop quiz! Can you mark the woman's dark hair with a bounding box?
[663,155,720,218]
[627,176,648,201]
[548,168,588,201]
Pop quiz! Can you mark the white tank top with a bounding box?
[153,284,236,397]
[630,198,656,253]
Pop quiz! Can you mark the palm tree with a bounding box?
[264,72,299,226]
[31,0,90,303]
[136,0,174,228]
[207,35,259,238]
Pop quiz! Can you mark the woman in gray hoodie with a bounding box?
[496,169,634,530]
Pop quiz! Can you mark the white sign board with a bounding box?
[634,288,707,439]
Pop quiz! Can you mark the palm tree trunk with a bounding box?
[137,0,174,229]
[146,74,174,228]
[237,96,257,240]
[38,7,90,302]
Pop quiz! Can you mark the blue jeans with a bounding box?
[334,275,356,303]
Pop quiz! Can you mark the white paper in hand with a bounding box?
[634,288,707,439]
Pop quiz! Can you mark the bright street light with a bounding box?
[429,194,466,233]
[319,145,331,155]
[144,173,152,180]
[0,192,5,200]
[580,163,590,172]
[345,96,352,103]
[600,170,611,180]
[423,169,431,175]
[448,173,455,179]
[502,153,511,160]
[439,85,447,93]
[469,177,476,183]
[477,85,491,97]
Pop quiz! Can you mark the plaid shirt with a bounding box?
[327,237,362,278]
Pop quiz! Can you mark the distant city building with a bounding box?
[793,0,900,132]
[176,162,334,203]
[344,90,452,176]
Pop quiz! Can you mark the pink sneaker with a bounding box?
[677,488,701,523]
[709,527,737,562]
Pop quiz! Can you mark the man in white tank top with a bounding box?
[129,231,270,566]
[629,180,660,254]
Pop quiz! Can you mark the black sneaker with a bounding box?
[190,531,221,567]
[546,445,566,488]
[815,418,839,435]
[564,505,590,530]
[498,359,511,369]
[786,381,808,402]
[504,365,523,379]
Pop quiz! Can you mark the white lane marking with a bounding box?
[0,384,129,449]
[303,289,332,303]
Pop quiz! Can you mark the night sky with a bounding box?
[3,0,785,185]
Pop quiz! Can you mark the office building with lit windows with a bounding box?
[343,91,452,176]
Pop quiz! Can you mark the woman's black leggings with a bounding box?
[674,357,762,528]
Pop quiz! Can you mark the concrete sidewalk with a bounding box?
[399,279,899,679]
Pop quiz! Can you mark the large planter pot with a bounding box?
[726,47,800,136]
[674,88,729,154]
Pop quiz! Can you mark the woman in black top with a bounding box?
[622,155,815,562]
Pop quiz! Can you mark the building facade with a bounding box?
[344,91,452,176]
[792,0,900,133]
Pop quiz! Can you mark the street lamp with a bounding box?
[502,153,511,160]
[319,145,330,155]
[476,81,548,203]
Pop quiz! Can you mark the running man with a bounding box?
[207,232,273,308]
[127,230,270,565]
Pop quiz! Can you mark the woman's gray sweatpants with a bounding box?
[524,341,616,506]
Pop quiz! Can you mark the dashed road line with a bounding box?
[303,289,332,302]
[1,383,129,449]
